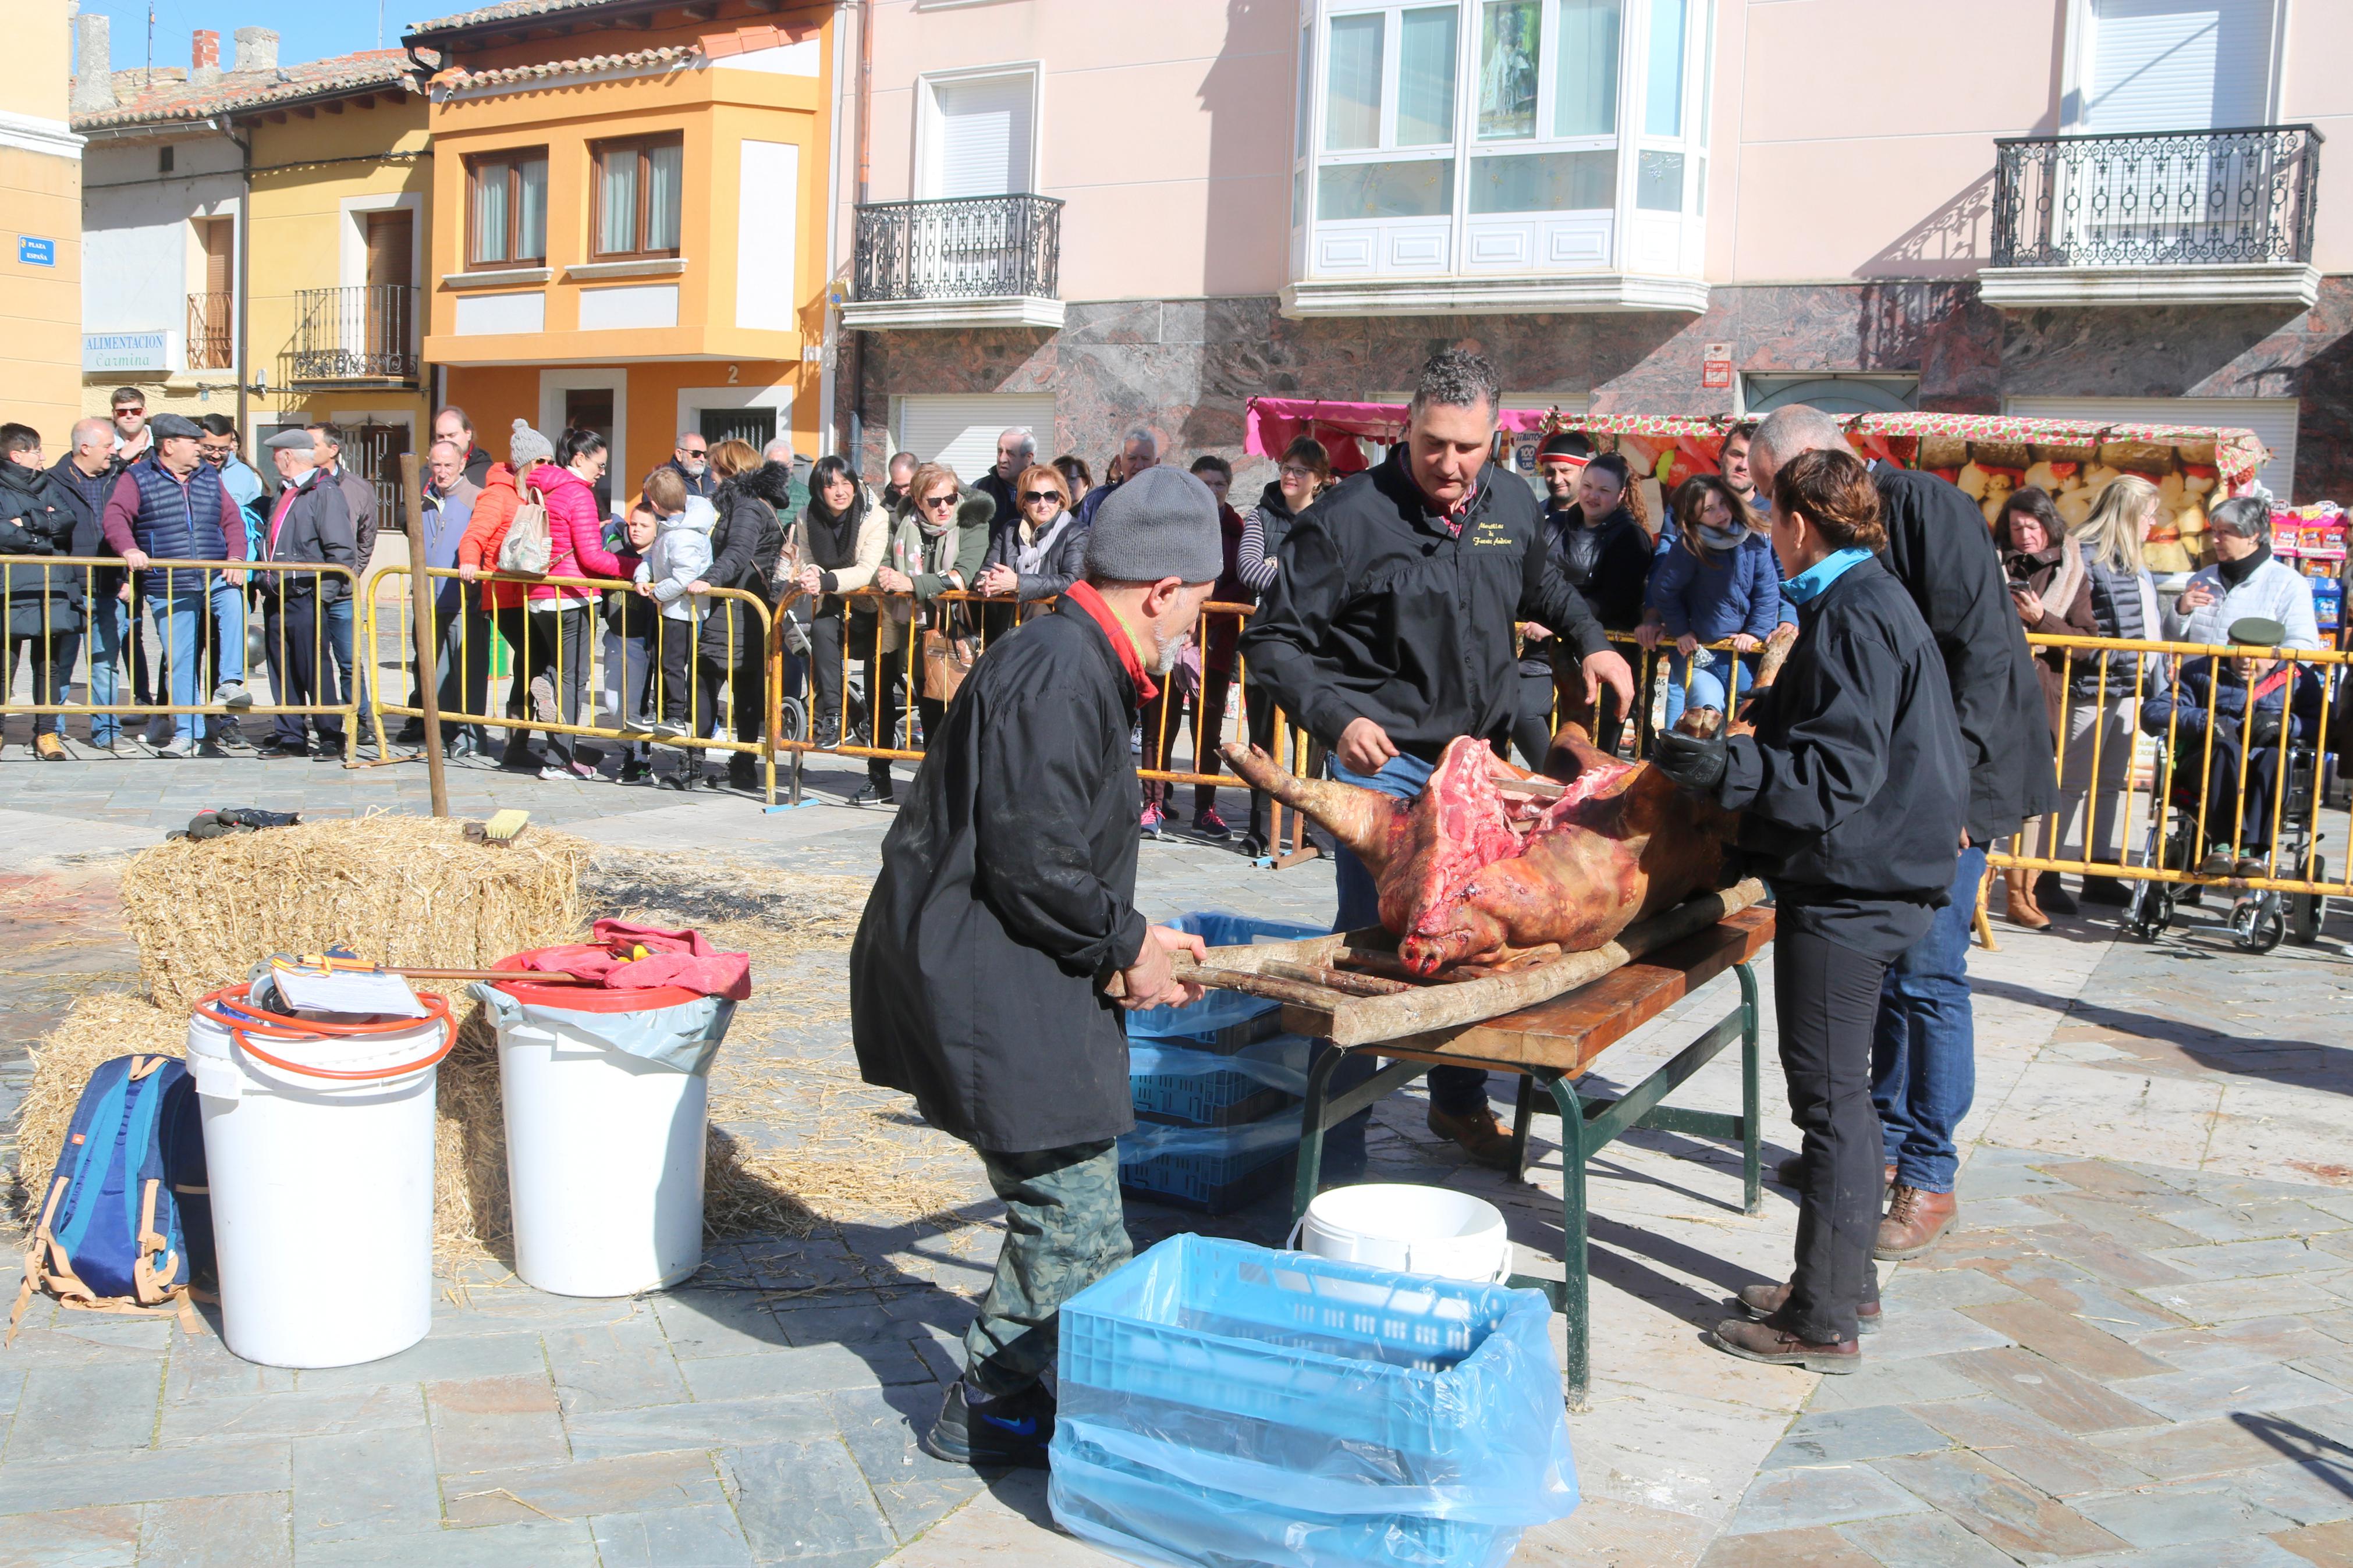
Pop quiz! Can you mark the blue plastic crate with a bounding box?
[1049,1430,1521,1568]
[1118,1110,1301,1214]
[1130,1032,1312,1128]
[1052,1236,1577,1562]
[1124,912,1325,1047]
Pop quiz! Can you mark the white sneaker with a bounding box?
[155,738,196,759]
[213,680,253,709]
[538,763,572,782]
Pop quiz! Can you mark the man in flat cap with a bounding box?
[253,427,357,757]
[99,411,251,756]
[851,464,1224,1470]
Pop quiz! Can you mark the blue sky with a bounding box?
[78,1,407,75]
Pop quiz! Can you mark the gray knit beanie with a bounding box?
[508,417,554,470]
[1083,465,1225,584]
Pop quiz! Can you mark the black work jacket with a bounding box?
[1240,449,1610,758]
[850,602,1151,1153]
[261,471,357,601]
[0,462,82,633]
[1876,469,2060,844]
[1717,556,1966,959]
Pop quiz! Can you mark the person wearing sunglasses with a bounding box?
[975,465,1083,603]
[663,431,718,499]
[863,463,989,805]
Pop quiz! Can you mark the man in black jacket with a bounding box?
[851,464,1223,1470]
[257,428,357,756]
[1240,350,1635,1167]
[1748,405,2058,1263]
[1,425,83,760]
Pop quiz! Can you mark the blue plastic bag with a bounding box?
[1049,1236,1578,1567]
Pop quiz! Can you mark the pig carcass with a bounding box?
[1222,637,1791,976]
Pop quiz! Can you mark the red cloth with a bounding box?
[1064,580,1158,704]
[506,919,751,1001]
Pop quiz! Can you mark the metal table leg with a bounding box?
[1545,1069,1590,1409]
[1738,961,1762,1215]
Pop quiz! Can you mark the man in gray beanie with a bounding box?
[849,461,1222,1469]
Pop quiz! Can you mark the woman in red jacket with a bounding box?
[512,429,629,778]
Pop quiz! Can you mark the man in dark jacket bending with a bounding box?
[1240,349,1634,1168]
[1748,406,2058,1264]
[851,464,1223,1469]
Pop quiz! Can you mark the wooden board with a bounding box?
[1363,906,1774,1076]
[1187,880,1767,1047]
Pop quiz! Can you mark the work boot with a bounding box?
[727,752,758,791]
[2035,872,2078,915]
[920,1379,1053,1469]
[1709,1316,1859,1374]
[1876,1185,1958,1260]
[1737,1280,1880,1335]
[34,733,65,762]
[1427,1106,1518,1172]
[1774,1155,1895,1190]
[2002,869,2049,930]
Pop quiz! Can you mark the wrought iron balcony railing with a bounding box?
[853,194,1063,303]
[186,291,233,371]
[1992,125,2322,269]
[290,285,420,383]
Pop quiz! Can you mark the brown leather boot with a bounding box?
[2003,868,2049,929]
[1709,1316,1859,1373]
[1877,1185,1958,1260]
[1427,1106,1518,1172]
[1737,1281,1881,1335]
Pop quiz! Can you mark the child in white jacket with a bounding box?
[633,470,715,740]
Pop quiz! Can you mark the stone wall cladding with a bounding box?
[846,278,2353,502]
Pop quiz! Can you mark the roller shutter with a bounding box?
[895,394,1058,489]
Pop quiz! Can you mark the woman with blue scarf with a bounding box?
[1653,448,1965,1375]
[1647,474,1783,723]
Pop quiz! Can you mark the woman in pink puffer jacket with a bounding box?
[512,431,633,779]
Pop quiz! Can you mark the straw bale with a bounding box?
[118,814,593,1011]
[14,854,977,1263]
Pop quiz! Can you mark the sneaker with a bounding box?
[852,781,895,806]
[155,737,196,760]
[538,764,574,782]
[651,718,689,739]
[213,722,254,754]
[212,679,253,709]
[920,1379,1053,1469]
[661,768,700,791]
[33,734,66,762]
[1193,807,1231,840]
[1140,804,1165,838]
[528,674,562,727]
[619,758,654,785]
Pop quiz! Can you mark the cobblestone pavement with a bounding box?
[2,752,2351,1566]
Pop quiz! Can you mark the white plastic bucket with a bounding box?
[490,985,708,1297]
[1291,1183,1514,1284]
[186,986,453,1369]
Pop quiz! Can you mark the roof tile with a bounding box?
[430,43,700,91]
[72,50,414,131]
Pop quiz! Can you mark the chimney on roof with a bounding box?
[72,12,115,112]
[191,29,221,85]
[232,27,278,74]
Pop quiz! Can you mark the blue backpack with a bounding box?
[9,1055,212,1339]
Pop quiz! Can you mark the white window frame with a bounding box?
[914,62,1044,200]
[2057,0,2291,133]
[1294,0,1710,280]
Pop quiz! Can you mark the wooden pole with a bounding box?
[402,452,449,818]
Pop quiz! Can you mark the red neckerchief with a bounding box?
[1423,478,1480,539]
[2251,667,2292,706]
[1064,581,1159,705]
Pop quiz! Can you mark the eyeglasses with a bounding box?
[1021,489,1064,504]
[1279,465,1317,481]
[922,493,959,510]
[679,446,706,456]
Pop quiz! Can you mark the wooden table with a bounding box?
[1289,906,1775,1408]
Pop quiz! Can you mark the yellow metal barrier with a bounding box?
[1993,630,2350,901]
[365,566,779,803]
[0,555,364,760]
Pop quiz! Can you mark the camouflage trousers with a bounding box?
[962,1139,1131,1400]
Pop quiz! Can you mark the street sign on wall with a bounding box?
[84,331,170,373]
[17,236,55,266]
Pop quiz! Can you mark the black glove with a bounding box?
[2251,710,2283,748]
[1653,730,1729,794]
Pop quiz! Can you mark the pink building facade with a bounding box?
[830,0,2351,502]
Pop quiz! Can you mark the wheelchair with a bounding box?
[2124,732,2330,953]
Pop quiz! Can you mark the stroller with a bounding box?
[2123,617,2330,953]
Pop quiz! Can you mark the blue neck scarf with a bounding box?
[1781,547,1872,606]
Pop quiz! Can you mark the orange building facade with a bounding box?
[411,1,833,507]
